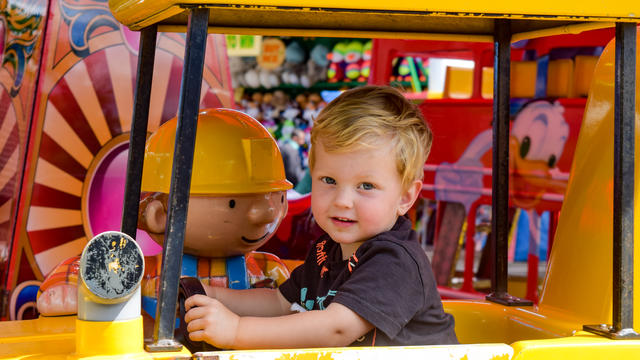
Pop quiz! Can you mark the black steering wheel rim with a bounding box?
[178,277,217,353]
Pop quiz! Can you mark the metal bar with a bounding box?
[121,25,158,238]
[490,19,510,298]
[613,21,635,333]
[147,7,210,351]
[485,19,532,307]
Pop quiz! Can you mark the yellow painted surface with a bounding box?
[444,300,578,344]
[0,316,191,359]
[539,35,640,331]
[109,0,640,27]
[512,332,640,360]
[75,317,144,356]
[196,344,513,360]
[108,0,639,34]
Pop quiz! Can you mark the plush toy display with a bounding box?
[281,41,306,85]
[359,40,373,82]
[229,56,256,88]
[36,109,293,316]
[326,41,347,82]
[304,43,329,87]
[258,68,281,89]
[230,38,372,91]
[244,67,261,88]
[344,40,363,81]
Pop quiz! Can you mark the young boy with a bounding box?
[184,85,458,349]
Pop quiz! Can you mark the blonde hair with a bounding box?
[310,86,432,189]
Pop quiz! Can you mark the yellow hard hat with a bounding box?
[141,108,292,194]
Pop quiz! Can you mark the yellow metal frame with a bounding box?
[108,0,637,39]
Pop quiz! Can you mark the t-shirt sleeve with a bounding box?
[333,241,425,339]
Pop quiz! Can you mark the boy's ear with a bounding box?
[397,180,423,216]
[142,199,167,234]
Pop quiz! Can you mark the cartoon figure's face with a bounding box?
[510,101,569,209]
[140,191,288,258]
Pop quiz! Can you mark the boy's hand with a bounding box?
[184,294,239,349]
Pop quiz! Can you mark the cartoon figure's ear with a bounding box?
[142,199,167,234]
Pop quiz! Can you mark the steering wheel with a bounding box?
[178,277,216,352]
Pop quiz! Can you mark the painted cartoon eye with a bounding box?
[548,154,557,168]
[281,194,284,203]
[229,199,236,208]
[520,136,531,159]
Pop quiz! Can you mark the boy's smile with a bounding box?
[331,217,356,226]
[311,140,419,258]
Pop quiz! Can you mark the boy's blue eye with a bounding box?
[321,177,336,185]
[359,183,374,190]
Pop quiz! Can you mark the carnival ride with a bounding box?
[0,0,640,359]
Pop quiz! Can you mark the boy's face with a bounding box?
[311,140,421,257]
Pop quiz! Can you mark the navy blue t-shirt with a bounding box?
[278,216,458,346]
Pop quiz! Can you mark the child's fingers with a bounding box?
[184,305,209,323]
[188,329,206,342]
[184,306,219,324]
[184,294,214,311]
[186,317,208,333]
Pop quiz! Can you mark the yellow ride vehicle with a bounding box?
[1,0,640,359]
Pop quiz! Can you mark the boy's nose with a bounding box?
[333,188,354,209]
[247,198,278,225]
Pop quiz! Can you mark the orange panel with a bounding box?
[511,61,537,98]
[573,55,598,97]
[481,67,493,99]
[444,66,473,99]
[547,59,574,97]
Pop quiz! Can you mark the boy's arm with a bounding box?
[203,285,292,317]
[185,295,373,349]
